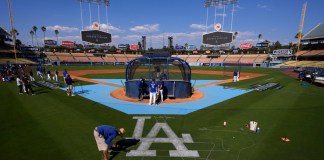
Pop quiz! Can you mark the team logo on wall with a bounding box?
[92,22,100,30]
[214,23,222,31]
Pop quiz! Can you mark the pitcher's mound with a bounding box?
[110,88,204,104]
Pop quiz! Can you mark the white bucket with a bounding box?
[249,121,258,131]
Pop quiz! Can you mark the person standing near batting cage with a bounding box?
[93,125,125,160]
[138,77,145,101]
[158,78,164,102]
[149,79,157,105]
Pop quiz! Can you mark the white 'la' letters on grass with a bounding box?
[126,116,199,157]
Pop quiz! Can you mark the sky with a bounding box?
[1,0,324,48]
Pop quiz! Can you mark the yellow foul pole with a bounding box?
[296,2,307,67]
[7,0,17,64]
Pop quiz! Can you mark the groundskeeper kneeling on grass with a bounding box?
[94,125,126,160]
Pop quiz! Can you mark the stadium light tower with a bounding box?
[204,0,238,32]
[81,0,110,6]
[78,0,112,50]
[78,0,111,30]
[204,0,238,8]
[203,0,238,50]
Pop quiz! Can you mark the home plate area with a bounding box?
[70,79,251,115]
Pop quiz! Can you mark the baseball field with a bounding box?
[1,66,324,160]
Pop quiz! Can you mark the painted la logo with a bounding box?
[126,116,199,157]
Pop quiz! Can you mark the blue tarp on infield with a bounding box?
[69,79,250,115]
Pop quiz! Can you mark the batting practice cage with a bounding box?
[125,53,192,98]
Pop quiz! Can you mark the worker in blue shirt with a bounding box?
[94,125,125,160]
[63,69,68,78]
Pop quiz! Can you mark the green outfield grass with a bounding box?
[1,66,324,160]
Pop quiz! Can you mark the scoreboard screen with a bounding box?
[203,31,233,46]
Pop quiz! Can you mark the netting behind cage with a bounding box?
[126,56,191,82]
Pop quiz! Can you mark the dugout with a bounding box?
[125,52,192,98]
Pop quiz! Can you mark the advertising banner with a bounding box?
[273,49,292,55]
[44,40,57,46]
[115,62,125,65]
[188,62,201,66]
[105,62,115,65]
[62,41,75,47]
[118,44,129,49]
[186,45,197,51]
[240,43,253,49]
[256,42,269,48]
[175,45,184,50]
[21,47,40,51]
[84,45,96,49]
[130,44,140,50]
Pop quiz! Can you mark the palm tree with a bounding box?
[30,30,35,46]
[54,29,59,44]
[32,26,39,47]
[41,26,46,46]
[257,34,262,42]
[257,34,262,54]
